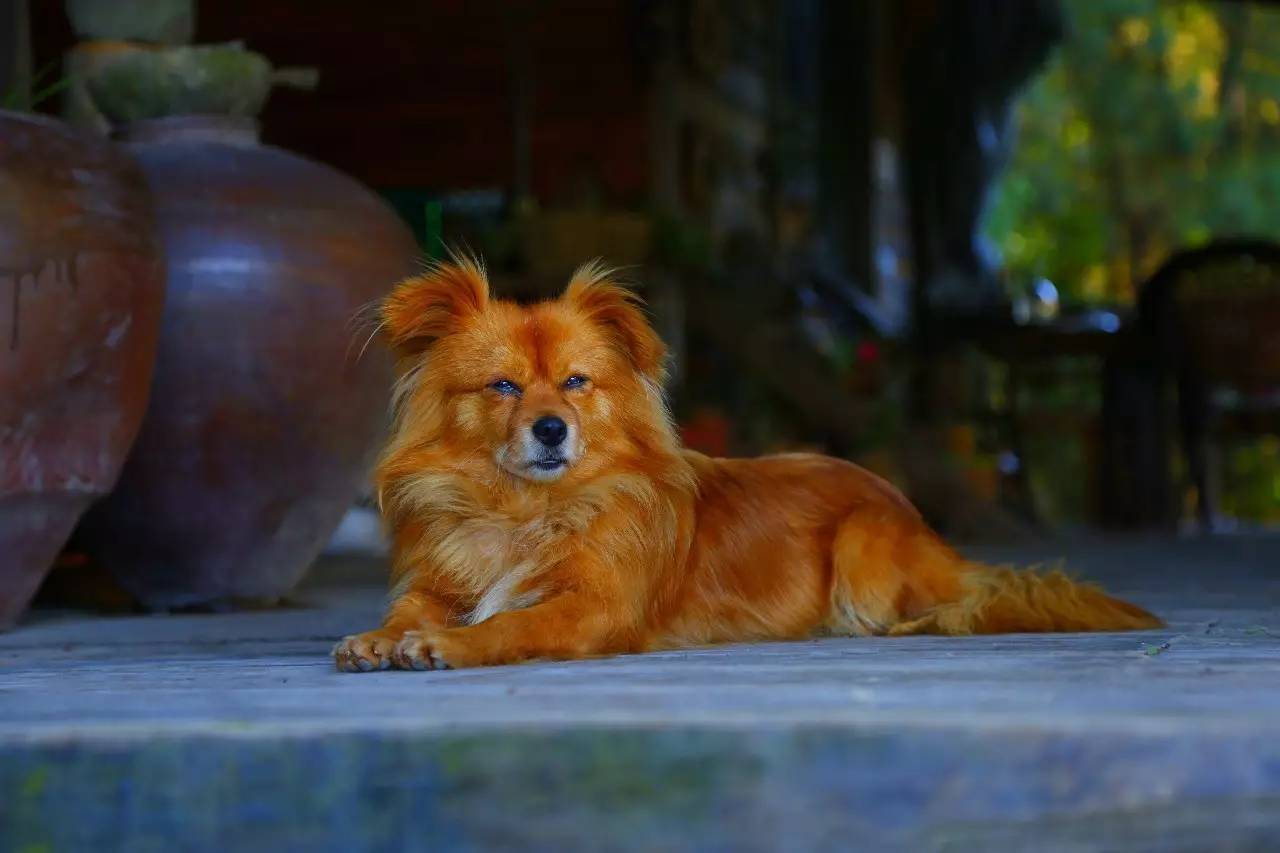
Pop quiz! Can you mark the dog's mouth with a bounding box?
[510,447,573,481]
[500,435,578,482]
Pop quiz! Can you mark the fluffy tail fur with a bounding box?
[832,518,1163,636]
[888,563,1164,635]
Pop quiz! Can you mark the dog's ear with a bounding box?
[382,258,490,357]
[564,262,667,382]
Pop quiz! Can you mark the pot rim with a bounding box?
[115,114,262,145]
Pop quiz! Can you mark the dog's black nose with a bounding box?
[531,416,568,447]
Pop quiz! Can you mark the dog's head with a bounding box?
[380,258,674,483]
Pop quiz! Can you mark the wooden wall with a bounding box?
[202,0,654,198]
[32,0,654,199]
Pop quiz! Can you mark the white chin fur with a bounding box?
[497,426,580,483]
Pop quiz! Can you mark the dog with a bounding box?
[333,258,1161,672]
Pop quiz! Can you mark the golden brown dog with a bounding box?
[334,259,1160,671]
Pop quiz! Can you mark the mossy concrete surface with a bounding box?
[1,536,1278,851]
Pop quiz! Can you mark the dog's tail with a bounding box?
[831,518,1163,636]
[888,562,1164,636]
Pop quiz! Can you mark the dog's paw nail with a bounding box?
[378,657,391,670]
[355,658,373,672]
[411,658,429,671]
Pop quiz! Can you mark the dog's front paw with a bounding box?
[391,628,483,670]
[333,629,403,672]
[391,630,447,670]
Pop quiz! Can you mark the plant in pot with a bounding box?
[72,41,419,610]
[0,68,165,627]
[60,0,195,134]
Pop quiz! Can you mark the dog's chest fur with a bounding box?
[399,469,647,625]
[424,494,582,625]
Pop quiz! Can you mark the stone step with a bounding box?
[2,540,1279,850]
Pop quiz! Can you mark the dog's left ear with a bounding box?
[564,262,667,382]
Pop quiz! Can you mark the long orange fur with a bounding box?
[334,259,1161,672]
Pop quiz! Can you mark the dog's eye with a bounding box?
[563,374,589,390]
[490,379,521,396]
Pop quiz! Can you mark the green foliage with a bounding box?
[1221,436,1280,523]
[986,1,1280,525]
[985,0,1280,303]
[1,63,70,112]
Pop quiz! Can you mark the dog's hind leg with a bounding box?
[825,512,964,636]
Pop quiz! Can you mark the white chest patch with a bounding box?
[463,561,542,625]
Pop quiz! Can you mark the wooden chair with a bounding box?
[1135,240,1280,530]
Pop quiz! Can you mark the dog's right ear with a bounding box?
[381,258,490,357]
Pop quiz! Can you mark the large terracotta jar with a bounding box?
[78,116,417,609]
[0,111,164,627]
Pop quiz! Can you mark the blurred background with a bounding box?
[4,0,1280,619]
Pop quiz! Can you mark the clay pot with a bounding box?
[77,115,417,609]
[0,111,164,628]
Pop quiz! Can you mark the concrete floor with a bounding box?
[1,535,1278,851]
